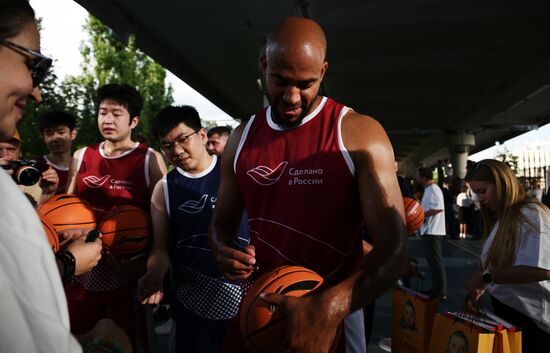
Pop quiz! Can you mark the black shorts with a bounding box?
[458,206,472,223]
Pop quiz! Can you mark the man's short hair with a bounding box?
[95,83,143,119]
[417,167,434,180]
[37,110,76,132]
[152,105,202,139]
[207,126,232,138]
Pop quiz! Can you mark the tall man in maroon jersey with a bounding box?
[209,17,409,353]
[66,83,167,353]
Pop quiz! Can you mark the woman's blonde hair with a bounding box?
[465,159,546,269]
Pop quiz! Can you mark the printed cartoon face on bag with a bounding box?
[400,300,418,331]
[446,331,469,353]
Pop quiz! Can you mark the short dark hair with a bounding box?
[417,167,434,180]
[152,105,202,139]
[0,0,35,38]
[95,84,143,120]
[37,110,76,132]
[207,125,232,138]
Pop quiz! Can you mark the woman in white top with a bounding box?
[465,159,550,353]
[0,1,128,352]
[456,184,474,239]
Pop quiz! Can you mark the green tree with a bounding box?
[63,16,173,148]
[18,66,75,158]
[21,16,174,156]
[494,146,519,174]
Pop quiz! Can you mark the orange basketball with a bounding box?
[37,194,96,232]
[97,205,151,258]
[38,213,59,253]
[240,266,324,353]
[403,197,424,233]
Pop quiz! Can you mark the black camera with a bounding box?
[2,159,48,186]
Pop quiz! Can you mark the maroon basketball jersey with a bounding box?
[235,97,363,284]
[76,142,151,220]
[73,142,151,292]
[36,155,69,194]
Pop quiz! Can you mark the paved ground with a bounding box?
[152,236,484,353]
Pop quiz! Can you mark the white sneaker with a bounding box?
[378,338,391,352]
[155,318,175,335]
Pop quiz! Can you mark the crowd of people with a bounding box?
[1,1,549,353]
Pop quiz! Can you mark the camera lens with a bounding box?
[14,165,41,186]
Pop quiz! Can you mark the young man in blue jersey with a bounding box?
[137,105,248,353]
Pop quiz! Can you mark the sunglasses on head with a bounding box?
[0,38,52,87]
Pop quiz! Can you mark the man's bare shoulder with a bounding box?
[73,147,86,159]
[341,110,390,151]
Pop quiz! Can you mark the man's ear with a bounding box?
[71,129,77,141]
[130,116,139,129]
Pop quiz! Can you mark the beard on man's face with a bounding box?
[268,94,318,130]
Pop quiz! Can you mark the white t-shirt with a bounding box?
[420,183,446,236]
[481,204,550,333]
[456,192,474,208]
[0,169,81,353]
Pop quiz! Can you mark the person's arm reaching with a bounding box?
[137,179,171,304]
[209,124,257,280]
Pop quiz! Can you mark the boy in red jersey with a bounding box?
[36,110,77,194]
[66,83,167,353]
[209,17,409,353]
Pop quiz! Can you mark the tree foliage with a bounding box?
[494,146,519,174]
[20,16,173,156]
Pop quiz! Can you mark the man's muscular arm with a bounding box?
[209,124,257,280]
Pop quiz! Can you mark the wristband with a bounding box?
[56,250,76,282]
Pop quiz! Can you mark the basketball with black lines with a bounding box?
[240,265,324,353]
[38,212,60,253]
[37,194,96,232]
[98,205,151,258]
[403,197,424,233]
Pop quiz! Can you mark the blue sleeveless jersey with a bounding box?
[165,156,248,319]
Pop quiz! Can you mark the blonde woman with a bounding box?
[465,159,550,352]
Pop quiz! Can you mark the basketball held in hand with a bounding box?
[403,197,424,233]
[38,213,60,253]
[37,194,96,232]
[98,205,151,258]
[240,265,324,353]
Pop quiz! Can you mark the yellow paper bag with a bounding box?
[392,287,438,353]
[428,313,495,353]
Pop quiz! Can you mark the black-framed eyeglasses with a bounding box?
[0,38,52,87]
[161,130,199,153]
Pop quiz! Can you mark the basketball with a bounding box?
[37,194,96,232]
[39,213,59,253]
[403,197,424,233]
[97,205,151,258]
[240,266,324,353]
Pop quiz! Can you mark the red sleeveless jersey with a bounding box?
[76,142,151,220]
[35,155,69,194]
[72,142,151,293]
[235,97,363,284]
